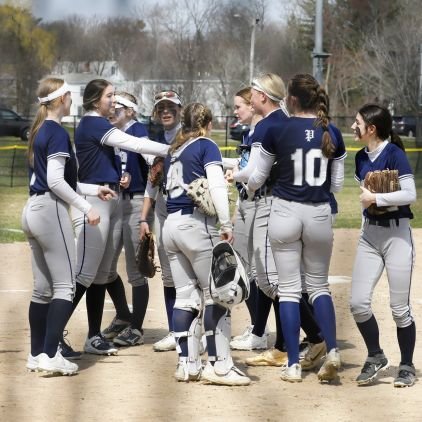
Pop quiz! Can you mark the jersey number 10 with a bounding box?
[291,149,328,186]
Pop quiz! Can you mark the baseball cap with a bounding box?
[154,90,182,107]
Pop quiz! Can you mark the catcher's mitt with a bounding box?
[363,169,399,215]
[135,232,159,278]
[187,177,217,216]
[149,156,164,187]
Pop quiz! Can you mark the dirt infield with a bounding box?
[0,229,421,422]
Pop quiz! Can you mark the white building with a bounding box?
[51,60,239,123]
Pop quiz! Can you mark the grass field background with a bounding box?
[1,129,421,243]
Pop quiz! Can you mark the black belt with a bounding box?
[99,182,120,193]
[181,207,194,215]
[122,192,144,200]
[30,191,47,196]
[366,218,397,227]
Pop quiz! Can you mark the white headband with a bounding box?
[38,82,70,104]
[251,79,283,102]
[115,95,138,112]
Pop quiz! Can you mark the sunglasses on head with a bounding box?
[236,144,251,155]
[154,91,180,101]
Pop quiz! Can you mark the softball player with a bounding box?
[224,87,263,349]
[63,79,169,356]
[247,73,346,383]
[230,75,290,366]
[140,90,183,352]
[162,102,250,386]
[23,78,114,374]
[101,92,155,346]
[350,104,417,387]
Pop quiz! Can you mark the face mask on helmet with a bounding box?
[209,241,249,309]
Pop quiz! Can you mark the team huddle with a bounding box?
[22,71,417,388]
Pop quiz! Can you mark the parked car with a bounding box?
[229,118,250,141]
[392,116,416,137]
[0,107,31,141]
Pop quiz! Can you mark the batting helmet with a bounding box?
[209,241,249,309]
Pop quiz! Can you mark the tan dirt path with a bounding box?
[0,229,421,421]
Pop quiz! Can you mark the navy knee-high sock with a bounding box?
[245,279,258,325]
[273,299,286,351]
[397,322,416,366]
[72,282,87,312]
[312,294,337,351]
[86,284,107,338]
[252,288,272,336]
[172,309,197,357]
[356,315,382,356]
[44,299,73,357]
[163,286,176,332]
[279,301,300,365]
[300,296,323,344]
[59,282,86,344]
[29,302,49,356]
[106,275,131,321]
[131,284,149,330]
[204,304,227,362]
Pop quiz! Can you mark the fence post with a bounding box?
[224,116,229,158]
[10,147,16,188]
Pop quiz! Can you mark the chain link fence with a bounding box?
[1,116,421,187]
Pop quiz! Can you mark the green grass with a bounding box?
[0,186,27,242]
[1,132,421,243]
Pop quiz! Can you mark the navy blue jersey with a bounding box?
[164,137,222,214]
[124,121,149,194]
[149,128,166,144]
[355,142,413,220]
[29,120,77,195]
[251,109,289,147]
[238,129,254,170]
[261,117,346,203]
[75,116,120,184]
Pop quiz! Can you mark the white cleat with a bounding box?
[230,333,268,351]
[26,354,40,372]
[280,363,302,383]
[174,360,202,383]
[317,348,341,382]
[201,362,251,386]
[153,332,177,352]
[38,351,78,375]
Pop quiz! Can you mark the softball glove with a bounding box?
[363,169,399,215]
[136,232,159,278]
[148,156,165,188]
[187,177,217,216]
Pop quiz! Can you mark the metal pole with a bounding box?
[11,147,16,188]
[313,0,324,84]
[249,19,259,84]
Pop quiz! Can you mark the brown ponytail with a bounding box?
[316,86,335,158]
[288,74,334,158]
[169,103,212,154]
[28,78,65,168]
[390,130,405,151]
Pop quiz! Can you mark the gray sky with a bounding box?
[29,0,288,23]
